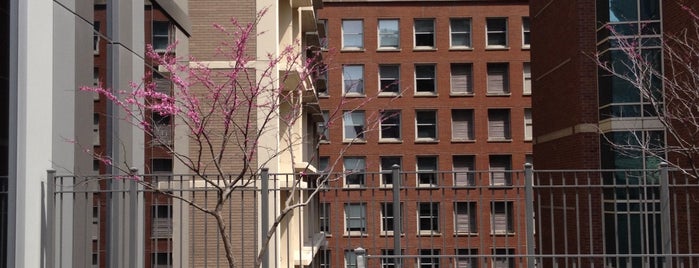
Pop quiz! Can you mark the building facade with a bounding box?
[317,0,531,267]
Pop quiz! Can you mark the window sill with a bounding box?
[415,139,439,144]
[524,139,533,142]
[522,45,531,50]
[413,47,437,51]
[453,185,477,189]
[343,233,368,238]
[486,93,511,97]
[343,185,367,190]
[417,184,439,189]
[318,94,330,98]
[343,139,367,144]
[417,231,441,236]
[449,47,473,51]
[450,92,474,97]
[487,139,512,143]
[343,93,366,98]
[379,231,405,237]
[451,139,476,143]
[489,185,514,189]
[379,139,402,144]
[485,46,510,51]
[378,92,401,98]
[522,93,531,96]
[341,48,366,52]
[490,232,516,236]
[377,48,401,52]
[414,92,438,97]
[454,232,479,236]
[319,140,330,144]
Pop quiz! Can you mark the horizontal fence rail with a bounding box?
[45,166,699,268]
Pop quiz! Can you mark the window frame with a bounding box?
[343,157,366,188]
[491,202,514,235]
[418,249,441,268]
[152,21,171,52]
[523,62,532,95]
[454,202,478,234]
[416,110,438,141]
[524,108,533,141]
[417,202,440,234]
[489,155,512,187]
[417,156,439,187]
[380,156,402,187]
[93,21,101,54]
[414,64,437,95]
[342,19,364,50]
[450,63,474,95]
[378,19,400,49]
[492,248,515,268]
[414,19,436,49]
[320,249,331,268]
[450,18,472,49]
[453,155,476,187]
[488,109,511,141]
[345,250,358,268]
[522,17,531,48]
[343,110,366,141]
[380,110,402,141]
[318,110,330,142]
[486,63,510,95]
[320,202,331,234]
[486,17,508,48]
[380,202,404,235]
[379,64,401,95]
[343,65,365,96]
[344,203,367,236]
[455,249,479,268]
[451,109,475,141]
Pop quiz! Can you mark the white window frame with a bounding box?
[345,250,358,268]
[524,108,533,141]
[152,21,171,52]
[342,19,364,50]
[454,202,477,234]
[522,17,531,48]
[343,110,366,141]
[414,19,435,49]
[491,202,514,235]
[378,19,400,49]
[523,62,532,95]
[380,110,401,141]
[451,109,474,141]
[455,249,478,268]
[93,21,100,55]
[381,249,402,268]
[453,155,475,186]
[492,248,515,268]
[489,155,512,186]
[320,249,331,268]
[417,202,440,235]
[320,202,331,234]
[343,157,366,188]
[319,19,328,50]
[318,111,330,142]
[450,18,472,48]
[486,17,508,48]
[415,64,437,95]
[380,156,401,187]
[417,156,438,187]
[450,63,473,95]
[416,110,438,141]
[488,109,511,141]
[487,63,510,95]
[379,64,401,95]
[380,202,404,235]
[418,249,440,268]
[344,203,367,236]
[343,65,365,96]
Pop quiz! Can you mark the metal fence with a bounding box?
[46,165,699,268]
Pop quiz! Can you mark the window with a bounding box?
[381,249,402,268]
[522,17,530,48]
[454,202,477,234]
[317,69,328,96]
[93,113,100,145]
[345,250,358,268]
[378,19,400,49]
[151,205,173,238]
[414,19,435,48]
[152,21,171,52]
[487,63,510,94]
[491,202,514,234]
[450,18,471,48]
[486,18,508,48]
[450,63,473,95]
[418,249,440,268]
[379,65,400,94]
[320,203,330,234]
[492,248,515,268]
[342,20,363,49]
[488,109,511,140]
[380,156,401,186]
[523,62,531,94]
[343,65,364,95]
[417,156,438,187]
[524,108,533,141]
[489,155,512,186]
[319,19,328,50]
[320,249,331,268]
[416,110,438,140]
[344,157,365,187]
[93,21,100,54]
[319,156,330,172]
[343,111,365,141]
[318,111,330,142]
[525,154,533,166]
[451,109,474,141]
[380,110,401,140]
[151,158,173,173]
[380,202,403,234]
[455,249,478,268]
[344,203,366,235]
[453,155,475,186]
[415,64,436,94]
[418,202,439,233]
[152,252,172,268]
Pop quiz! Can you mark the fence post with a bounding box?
[392,164,402,268]
[524,163,536,268]
[46,170,55,268]
[128,167,139,268]
[659,162,672,267]
[355,247,366,268]
[260,168,270,268]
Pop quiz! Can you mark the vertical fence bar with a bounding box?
[392,165,401,268]
[128,168,138,268]
[46,170,55,268]
[260,168,269,268]
[659,163,672,267]
[524,163,535,268]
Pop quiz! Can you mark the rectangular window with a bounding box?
[492,248,515,268]
[451,109,474,141]
[418,249,440,268]
[317,68,328,96]
[523,62,532,94]
[453,155,475,186]
[379,65,400,94]
[380,110,401,140]
[486,18,508,48]
[414,19,435,48]
[381,249,402,268]
[343,110,365,141]
[153,21,171,52]
[151,205,173,238]
[522,17,531,48]
[489,155,512,186]
[318,111,330,142]
[487,63,510,94]
[320,203,330,234]
[416,110,438,140]
[345,250,358,268]
[455,249,478,268]
[344,157,366,187]
[152,252,173,268]
[491,202,514,234]
[343,65,364,95]
[342,20,363,49]
[319,156,330,173]
[151,158,173,173]
[450,18,471,48]
[378,19,400,49]
[93,113,100,145]
[524,108,533,141]
[93,21,101,54]
[344,203,367,235]
[319,19,328,50]
[488,109,511,140]
[450,63,473,94]
[380,156,401,186]
[454,202,477,233]
[418,202,440,233]
[380,202,404,234]
[417,156,438,187]
[320,249,331,268]
[415,64,436,94]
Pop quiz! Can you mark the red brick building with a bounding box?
[317,0,531,267]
